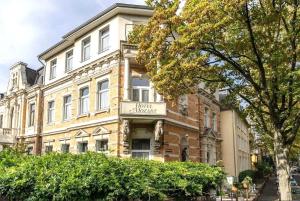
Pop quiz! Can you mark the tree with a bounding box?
[129,0,300,200]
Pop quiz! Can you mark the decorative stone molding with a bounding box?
[92,126,111,136]
[121,119,130,143]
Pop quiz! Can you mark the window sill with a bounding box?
[77,113,90,119]
[81,58,90,63]
[95,108,110,114]
[62,119,71,123]
[98,48,109,54]
[47,122,55,126]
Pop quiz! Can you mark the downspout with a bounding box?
[232,110,237,178]
[36,57,45,155]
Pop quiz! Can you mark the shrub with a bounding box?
[0,150,225,201]
[256,161,273,177]
[238,170,256,182]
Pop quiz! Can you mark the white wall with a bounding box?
[44,15,149,85]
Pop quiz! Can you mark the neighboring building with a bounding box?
[0,62,44,154]
[220,97,251,178]
[0,4,221,162]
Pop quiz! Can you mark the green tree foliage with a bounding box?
[0,150,224,201]
[129,0,300,199]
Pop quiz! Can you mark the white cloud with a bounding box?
[0,0,56,92]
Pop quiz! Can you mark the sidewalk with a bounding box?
[257,177,278,201]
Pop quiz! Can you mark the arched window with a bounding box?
[131,77,150,102]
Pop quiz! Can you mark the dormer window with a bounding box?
[99,27,109,53]
[50,59,57,80]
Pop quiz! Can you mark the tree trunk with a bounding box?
[274,131,292,201]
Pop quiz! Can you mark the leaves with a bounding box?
[0,151,225,201]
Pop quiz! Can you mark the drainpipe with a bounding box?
[232,110,237,178]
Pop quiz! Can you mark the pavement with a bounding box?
[257,177,279,201]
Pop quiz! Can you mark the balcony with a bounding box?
[0,128,17,144]
[120,101,166,116]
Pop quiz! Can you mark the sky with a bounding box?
[0,0,145,93]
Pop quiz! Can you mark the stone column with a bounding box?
[156,93,163,102]
[149,81,155,102]
[124,58,130,101]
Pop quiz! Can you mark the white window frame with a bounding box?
[81,36,91,62]
[97,79,109,110]
[131,138,151,160]
[78,141,88,153]
[131,77,150,102]
[96,139,109,152]
[212,112,217,131]
[49,59,57,80]
[0,114,3,128]
[65,50,73,72]
[48,100,55,124]
[99,26,109,53]
[63,95,72,121]
[204,107,210,128]
[28,102,35,127]
[61,144,70,153]
[79,87,89,115]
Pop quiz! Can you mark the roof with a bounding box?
[25,67,38,86]
[38,3,152,59]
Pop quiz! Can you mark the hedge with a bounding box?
[238,170,256,182]
[0,149,225,201]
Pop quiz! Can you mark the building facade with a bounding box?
[0,4,221,163]
[220,107,251,178]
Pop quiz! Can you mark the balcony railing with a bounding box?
[120,101,166,116]
[0,128,17,144]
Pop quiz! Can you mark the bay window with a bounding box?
[132,77,150,102]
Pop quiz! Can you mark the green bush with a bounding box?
[256,161,273,177]
[238,170,256,182]
[0,150,224,201]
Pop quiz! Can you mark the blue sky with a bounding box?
[0,0,145,93]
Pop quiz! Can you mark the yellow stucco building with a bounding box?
[0,4,223,163]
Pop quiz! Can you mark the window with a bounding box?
[50,59,57,79]
[45,145,53,153]
[61,144,70,153]
[63,95,72,120]
[96,139,108,152]
[132,77,150,102]
[48,101,55,123]
[0,115,3,128]
[97,80,109,110]
[79,87,89,115]
[212,112,217,131]
[28,103,35,127]
[131,139,150,159]
[82,37,91,61]
[65,50,73,72]
[99,27,109,52]
[204,108,209,128]
[78,142,88,153]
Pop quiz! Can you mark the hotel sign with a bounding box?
[120,102,166,116]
